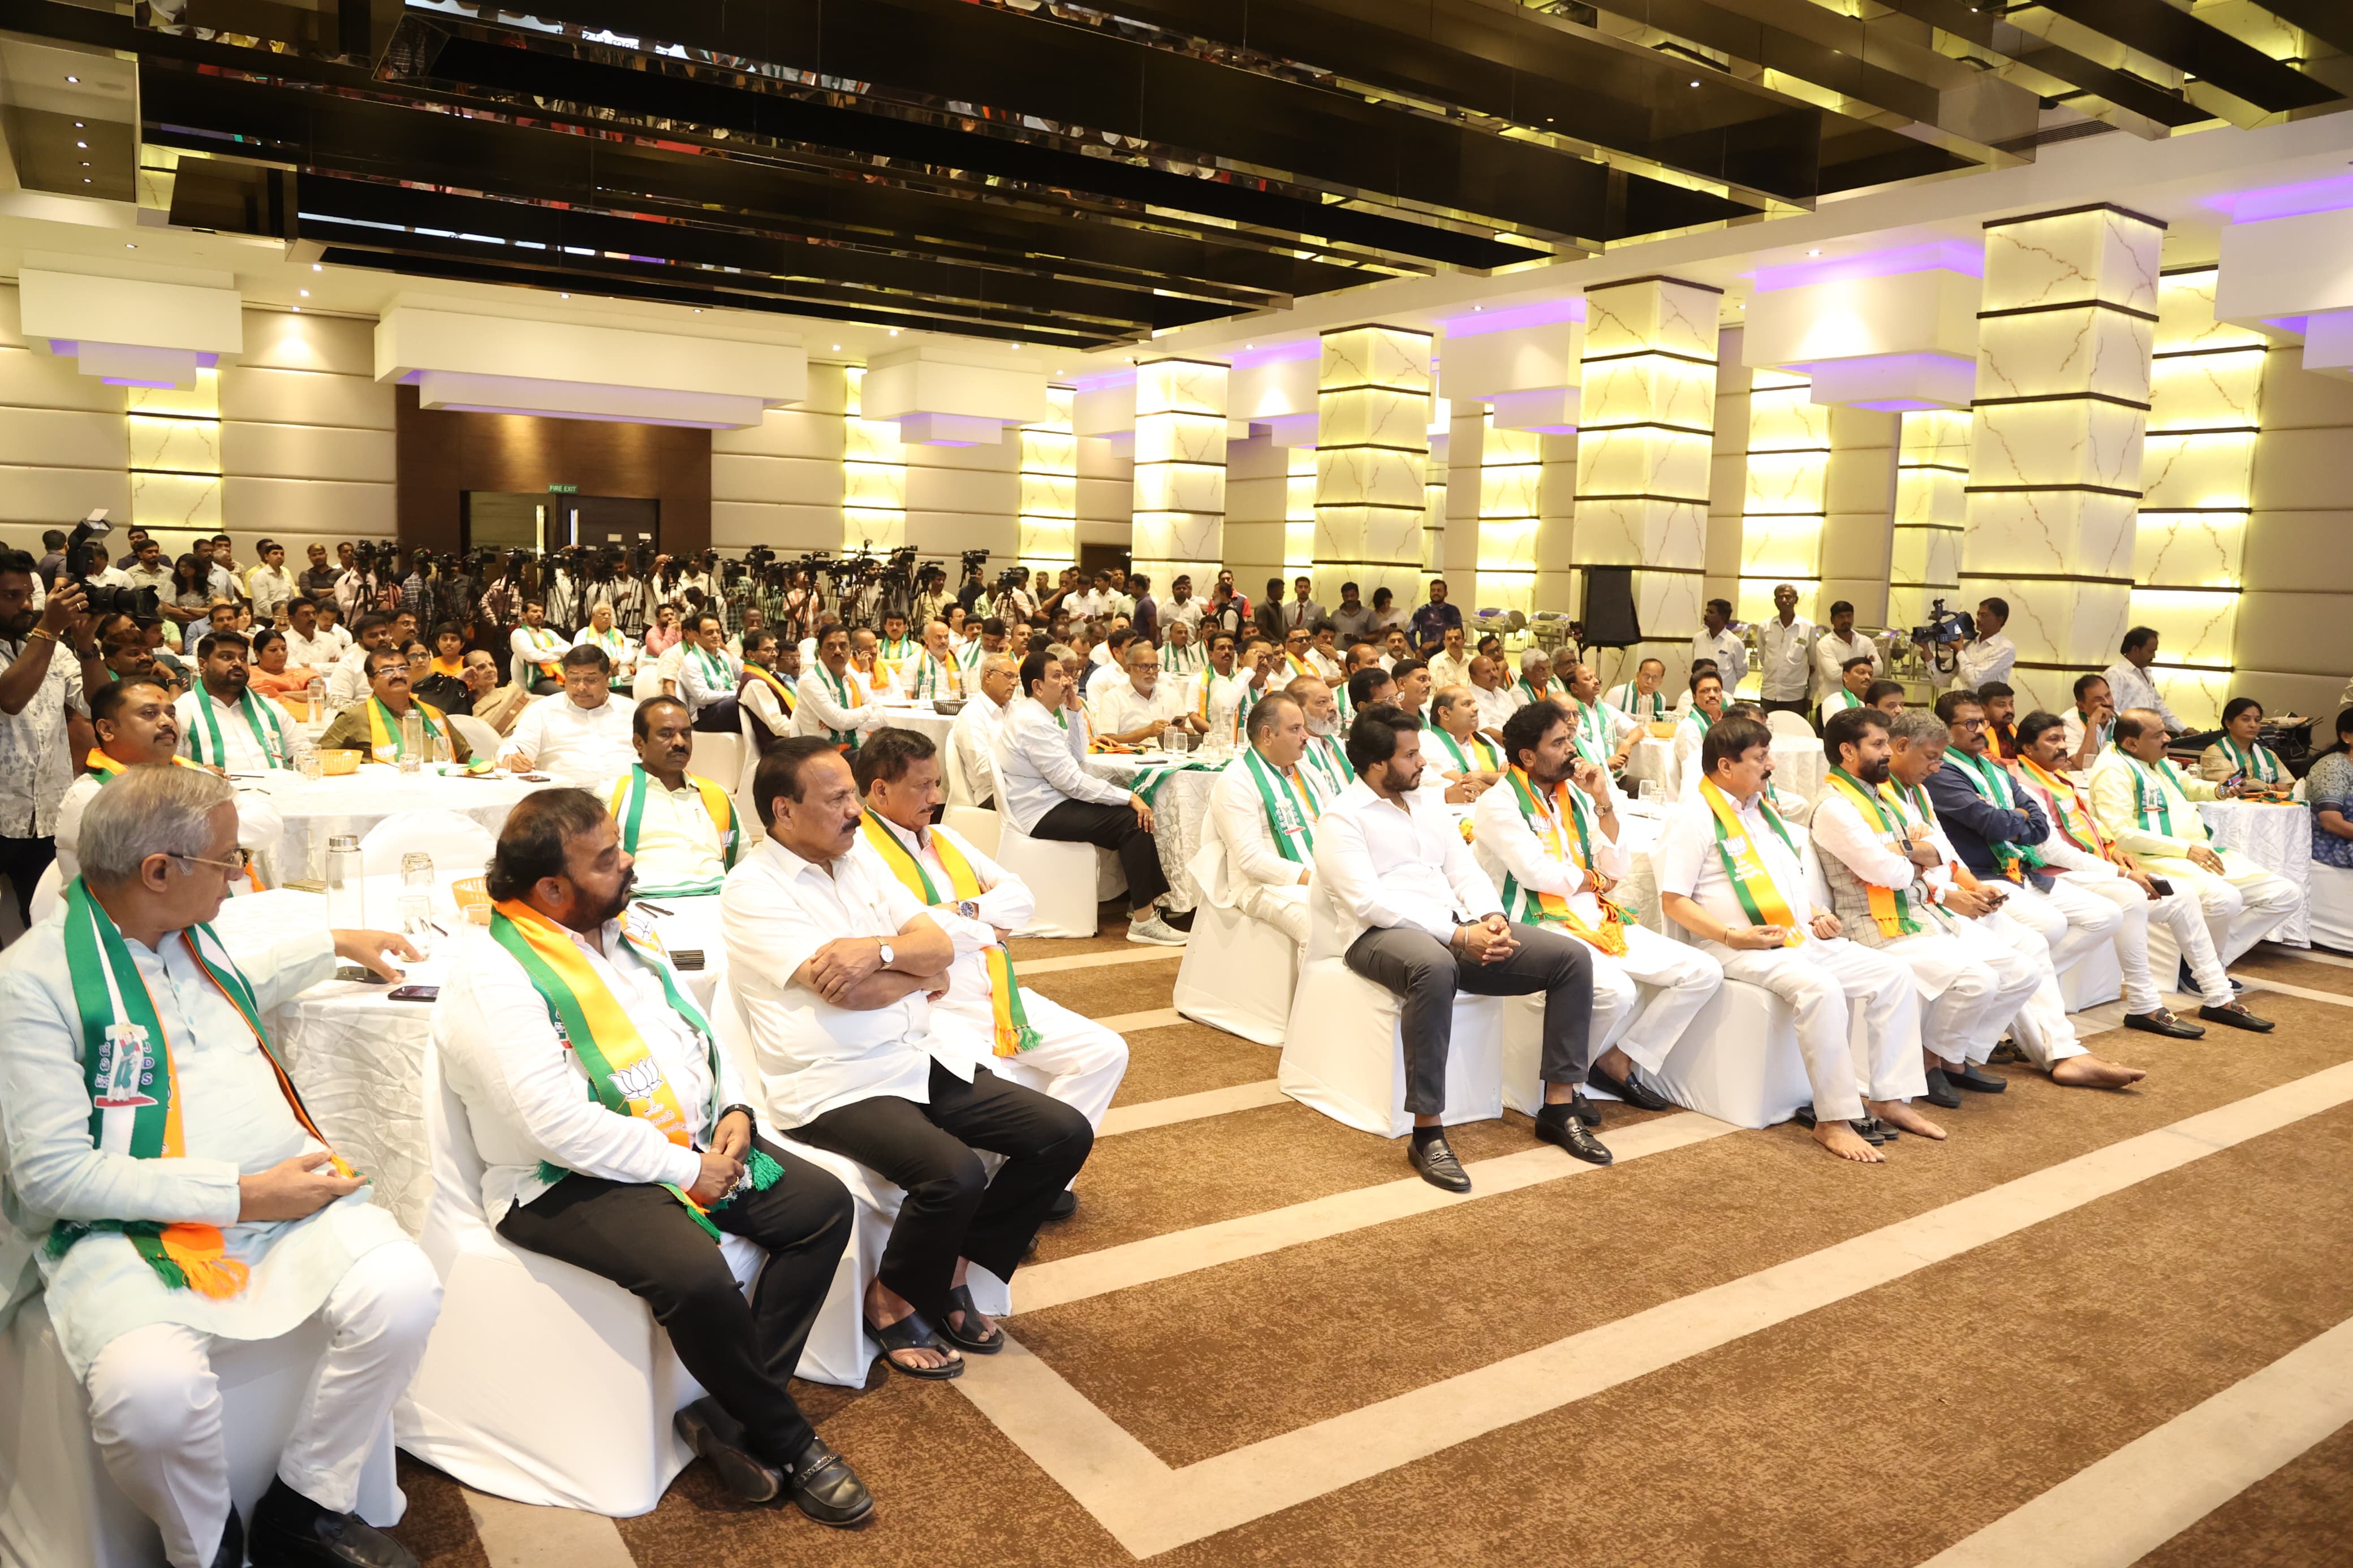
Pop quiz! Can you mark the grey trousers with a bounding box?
[1343,922,1595,1116]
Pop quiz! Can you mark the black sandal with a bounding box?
[937,1284,1003,1355]
[863,1309,963,1380]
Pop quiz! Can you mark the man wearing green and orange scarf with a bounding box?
[0,764,427,1568]
[316,648,472,766]
[436,787,873,1526]
[850,726,1127,1223]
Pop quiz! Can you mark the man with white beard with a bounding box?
[1285,675,1354,796]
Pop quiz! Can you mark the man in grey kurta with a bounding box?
[0,765,433,1568]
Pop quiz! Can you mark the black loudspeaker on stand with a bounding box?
[1580,566,1642,647]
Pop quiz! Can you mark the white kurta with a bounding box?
[0,924,408,1377]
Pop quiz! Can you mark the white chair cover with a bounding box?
[1171,815,1296,1045]
[1766,709,1816,740]
[685,731,744,805]
[986,759,1100,939]
[444,713,506,770]
[2312,862,2353,954]
[355,809,497,881]
[1,1286,401,1568]
[27,862,62,925]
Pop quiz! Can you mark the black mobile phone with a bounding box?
[2147,876,2174,897]
[333,964,387,984]
[386,984,441,1003]
[670,949,705,971]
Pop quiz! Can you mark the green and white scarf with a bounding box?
[1241,745,1323,864]
[1947,747,2046,881]
[2217,735,2281,785]
[187,686,289,768]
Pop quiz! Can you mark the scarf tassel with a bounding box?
[45,1219,249,1299]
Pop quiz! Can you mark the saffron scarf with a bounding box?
[608,766,740,895]
[1947,747,2046,881]
[87,750,201,781]
[1498,767,1628,956]
[1823,766,1927,938]
[858,812,1040,1057]
[743,663,797,716]
[518,627,568,682]
[1697,776,1804,944]
[187,687,289,769]
[1240,746,1322,865]
[1432,725,1502,776]
[2016,753,2114,861]
[366,698,446,763]
[909,654,964,701]
[1514,676,1567,709]
[489,901,768,1239]
[816,664,863,750]
[49,878,351,1297]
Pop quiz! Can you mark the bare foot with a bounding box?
[1812,1120,1885,1164]
[2051,1055,2146,1090]
[1871,1099,1947,1141]
[865,1281,959,1372]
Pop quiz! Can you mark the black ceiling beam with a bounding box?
[1876,0,2212,127]
[2250,2,2353,56]
[2036,0,2340,112]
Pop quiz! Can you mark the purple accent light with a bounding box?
[1072,369,1136,392]
[1229,339,1320,369]
[2207,176,2353,223]
[1437,297,1585,339]
[46,339,77,355]
[1852,399,1941,413]
[1749,240,1983,295]
[102,378,180,388]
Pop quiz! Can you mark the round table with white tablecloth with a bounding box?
[238,762,564,883]
[1622,732,1825,805]
[867,704,960,750]
[205,880,730,1237]
[2197,798,2313,948]
[1083,750,1234,913]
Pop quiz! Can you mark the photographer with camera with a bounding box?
[0,550,106,930]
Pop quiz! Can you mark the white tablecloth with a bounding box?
[2199,799,2313,948]
[1086,752,1228,912]
[240,764,562,882]
[208,882,729,1236]
[870,705,960,749]
[1622,733,1824,804]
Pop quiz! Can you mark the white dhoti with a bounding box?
[1700,937,1925,1121]
[1585,926,1722,1074]
[1873,923,2040,1068]
[1234,880,1312,947]
[1966,908,2088,1069]
[2139,854,2300,965]
[83,1241,442,1568]
[2002,875,2123,974]
[2068,872,2231,1012]
[1943,914,2054,1064]
[987,987,1131,1132]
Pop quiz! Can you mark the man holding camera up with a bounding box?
[0,550,105,927]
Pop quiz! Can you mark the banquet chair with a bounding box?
[2,1290,402,1567]
[27,862,62,925]
[940,729,1003,858]
[985,758,1102,939]
[686,730,744,804]
[1277,881,1504,1137]
[1172,815,1298,1045]
[356,810,496,881]
[398,1042,778,1514]
[736,709,772,805]
[1765,709,1816,740]
[445,713,506,768]
[708,979,1009,1389]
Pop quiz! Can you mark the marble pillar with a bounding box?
[1313,326,1433,611]
[1891,408,1970,636]
[127,369,224,532]
[1130,357,1229,594]
[843,366,908,551]
[1960,204,2164,714]
[1738,368,1829,622]
[1572,277,1722,689]
[2131,265,2264,729]
[1475,414,1543,615]
[1017,385,1078,573]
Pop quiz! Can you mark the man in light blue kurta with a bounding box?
[0,764,433,1568]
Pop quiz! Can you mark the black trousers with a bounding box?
[791,1062,1092,1324]
[0,833,55,929]
[1343,922,1595,1116]
[692,696,742,733]
[1031,798,1168,913]
[497,1134,854,1463]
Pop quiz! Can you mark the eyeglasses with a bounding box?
[170,848,254,877]
[1955,717,1988,732]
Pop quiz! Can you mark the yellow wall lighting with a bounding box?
[1018,385,1077,574]
[842,366,907,552]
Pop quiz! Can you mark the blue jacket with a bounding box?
[1924,754,2053,888]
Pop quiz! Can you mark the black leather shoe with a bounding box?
[1857,1115,1898,1142]
[1048,1189,1078,1221]
[2200,1001,2276,1033]
[247,1477,417,1568]
[784,1436,875,1527]
[1587,1062,1671,1112]
[2180,961,2244,994]
[1407,1133,1472,1191]
[1921,1068,1963,1109]
[212,1508,245,1568]
[676,1397,783,1504]
[1568,1090,1601,1127]
[2124,1008,2205,1039]
[1535,1110,1614,1166]
[1950,1062,2007,1093]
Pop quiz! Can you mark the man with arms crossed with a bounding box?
[725,740,1094,1376]
[1474,701,1721,1115]
[1315,705,1611,1191]
[1652,714,1925,1163]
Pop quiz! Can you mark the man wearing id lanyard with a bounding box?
[438,788,870,1526]
[0,766,429,1568]
[173,630,293,772]
[1652,714,1924,1165]
[1474,701,1721,1119]
[1197,692,1324,945]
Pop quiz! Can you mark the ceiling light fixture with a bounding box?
[292,305,301,313]
[73,120,84,128]
[311,263,321,271]
[299,289,309,297]
[888,328,899,336]
[831,343,841,351]
[75,140,86,149]
[82,177,90,183]
[561,292,570,299]
[65,74,78,82]
[1689,79,1700,87]
[1807,248,1821,256]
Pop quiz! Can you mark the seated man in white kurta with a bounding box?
[174,630,296,772]
[1195,692,1327,946]
[0,765,433,1568]
[2087,707,2303,965]
[1285,675,1355,798]
[59,678,282,886]
[1088,638,1198,746]
[1472,699,1722,1112]
[792,624,889,750]
[852,727,1128,1219]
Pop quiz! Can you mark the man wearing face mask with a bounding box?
[58,679,283,884]
[437,788,870,1525]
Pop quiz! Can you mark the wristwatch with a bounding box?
[876,939,895,968]
[956,899,981,921]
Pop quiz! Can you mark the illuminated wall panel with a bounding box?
[1131,357,1227,593]
[1959,205,2162,715]
[1285,442,1316,569]
[1313,325,1431,611]
[842,366,907,551]
[1891,408,1970,634]
[1738,367,1825,623]
[128,369,223,531]
[1475,413,1540,614]
[1018,383,1077,573]
[1571,276,1722,689]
